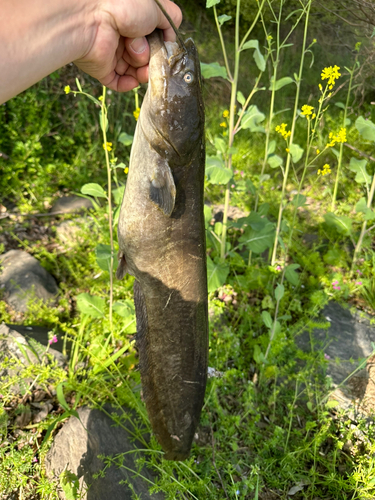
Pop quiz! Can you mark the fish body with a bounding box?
[117,29,207,461]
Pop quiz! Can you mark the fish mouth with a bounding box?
[147,29,184,76]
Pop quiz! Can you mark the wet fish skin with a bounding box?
[117,29,207,461]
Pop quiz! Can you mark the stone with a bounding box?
[50,196,93,215]
[55,219,85,245]
[210,204,247,223]
[0,250,59,312]
[45,406,165,500]
[297,302,375,411]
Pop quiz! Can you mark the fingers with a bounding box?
[123,36,149,69]
[156,0,183,42]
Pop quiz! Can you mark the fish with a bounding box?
[116,28,208,461]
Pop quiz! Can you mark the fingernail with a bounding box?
[130,37,147,54]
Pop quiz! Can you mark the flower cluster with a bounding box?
[332,280,341,290]
[103,142,113,152]
[133,107,140,121]
[49,335,58,345]
[275,123,291,140]
[318,164,331,176]
[321,65,341,89]
[326,127,347,148]
[301,104,316,119]
[64,85,71,94]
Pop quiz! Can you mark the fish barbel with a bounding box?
[116,28,207,460]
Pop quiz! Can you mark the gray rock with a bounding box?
[55,219,85,246]
[50,196,93,214]
[45,406,165,500]
[0,250,58,312]
[297,302,375,410]
[0,323,66,392]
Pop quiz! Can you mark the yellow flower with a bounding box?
[220,121,227,128]
[268,35,273,40]
[318,164,331,176]
[103,142,112,152]
[133,107,140,121]
[312,113,316,119]
[223,109,229,118]
[321,65,341,87]
[319,84,323,92]
[124,167,129,174]
[301,104,314,117]
[316,149,320,154]
[275,123,291,140]
[286,148,290,153]
[64,85,71,94]
[335,127,347,143]
[98,96,104,102]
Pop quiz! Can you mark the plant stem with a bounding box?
[220,0,241,259]
[101,86,114,331]
[331,64,355,212]
[213,6,233,82]
[270,0,312,266]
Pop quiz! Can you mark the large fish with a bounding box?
[116,28,208,460]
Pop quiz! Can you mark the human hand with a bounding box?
[74,0,182,92]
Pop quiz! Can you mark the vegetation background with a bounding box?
[1,0,375,498]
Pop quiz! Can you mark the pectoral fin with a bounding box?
[149,159,176,216]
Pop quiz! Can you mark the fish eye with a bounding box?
[183,72,194,84]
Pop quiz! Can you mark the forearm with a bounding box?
[0,0,96,104]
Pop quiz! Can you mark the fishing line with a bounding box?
[153,0,187,52]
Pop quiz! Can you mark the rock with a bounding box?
[0,323,66,392]
[0,250,59,312]
[210,204,247,223]
[45,406,165,500]
[55,219,85,245]
[297,302,375,411]
[50,196,93,215]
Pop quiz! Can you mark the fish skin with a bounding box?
[116,29,207,461]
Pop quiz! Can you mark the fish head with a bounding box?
[144,29,204,162]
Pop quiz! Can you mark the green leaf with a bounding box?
[207,256,229,293]
[262,310,273,329]
[218,14,231,25]
[275,283,284,301]
[112,185,125,205]
[258,203,270,216]
[239,221,275,253]
[289,143,304,163]
[113,300,135,318]
[334,102,346,110]
[267,140,276,156]
[214,137,227,155]
[56,383,70,412]
[356,197,375,220]
[234,212,265,231]
[355,116,375,142]
[200,62,228,80]
[268,154,283,169]
[348,157,371,184]
[240,105,265,132]
[204,205,213,228]
[206,0,220,7]
[325,400,339,409]
[81,183,107,198]
[269,76,294,91]
[241,40,266,72]
[118,132,134,146]
[76,293,105,318]
[206,156,233,184]
[292,194,306,208]
[96,244,117,273]
[75,78,83,92]
[324,212,353,235]
[60,470,80,500]
[237,91,246,106]
[285,264,300,286]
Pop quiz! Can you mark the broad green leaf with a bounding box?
[269,76,294,91]
[267,140,276,156]
[268,154,283,169]
[348,157,371,185]
[214,137,227,155]
[96,244,117,273]
[207,256,229,293]
[355,116,375,142]
[258,203,270,216]
[325,400,339,409]
[253,344,266,364]
[334,102,346,109]
[356,198,375,220]
[285,264,300,286]
[112,185,125,205]
[60,470,80,500]
[234,212,265,231]
[76,293,105,318]
[207,0,220,6]
[289,143,304,163]
[200,62,228,80]
[292,194,306,208]
[237,91,246,106]
[206,156,232,184]
[113,300,135,318]
[204,205,212,228]
[241,40,265,72]
[275,283,284,301]
[218,14,231,24]
[324,212,353,235]
[239,221,275,253]
[118,132,134,146]
[240,105,265,132]
[81,183,107,198]
[262,310,273,329]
